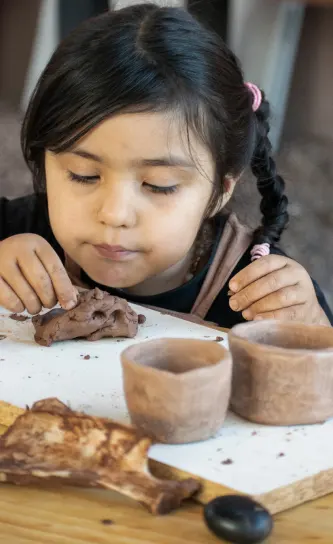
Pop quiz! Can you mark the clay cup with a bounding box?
[121,338,232,444]
[229,320,333,425]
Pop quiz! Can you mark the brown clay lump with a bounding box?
[32,288,140,347]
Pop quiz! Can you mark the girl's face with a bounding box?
[45,112,215,293]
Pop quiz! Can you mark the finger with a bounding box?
[0,276,25,313]
[17,252,57,309]
[2,265,42,315]
[242,284,306,320]
[229,266,299,312]
[252,305,305,323]
[229,255,289,293]
[36,244,77,309]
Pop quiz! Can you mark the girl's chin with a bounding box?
[82,265,141,290]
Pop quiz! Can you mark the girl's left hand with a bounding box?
[229,255,330,326]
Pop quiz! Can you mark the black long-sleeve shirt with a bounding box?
[1,194,332,327]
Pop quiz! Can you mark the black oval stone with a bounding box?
[204,495,273,544]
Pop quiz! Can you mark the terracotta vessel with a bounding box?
[121,338,232,444]
[229,320,333,425]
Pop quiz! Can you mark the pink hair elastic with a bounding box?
[251,243,270,262]
[245,82,262,112]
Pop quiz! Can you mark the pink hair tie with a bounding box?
[251,243,270,262]
[245,82,262,112]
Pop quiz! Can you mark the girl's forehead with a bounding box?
[75,111,212,168]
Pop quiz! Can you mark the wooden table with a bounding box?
[0,481,332,543]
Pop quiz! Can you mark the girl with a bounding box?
[0,4,332,328]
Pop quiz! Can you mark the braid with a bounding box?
[250,93,289,246]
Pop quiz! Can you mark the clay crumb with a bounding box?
[101,519,114,526]
[0,359,5,361]
[221,458,233,465]
[9,314,29,322]
[277,452,285,458]
[81,355,91,360]
[138,314,146,324]
[0,335,6,341]
[251,431,258,436]
[215,336,224,342]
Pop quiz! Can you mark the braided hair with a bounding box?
[250,92,289,246]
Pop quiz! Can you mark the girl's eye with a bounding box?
[143,182,178,195]
[67,171,100,184]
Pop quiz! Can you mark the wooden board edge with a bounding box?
[254,467,333,515]
[149,459,242,503]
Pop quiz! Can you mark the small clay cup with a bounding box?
[229,320,333,425]
[121,338,232,444]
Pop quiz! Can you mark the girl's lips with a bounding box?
[93,244,138,261]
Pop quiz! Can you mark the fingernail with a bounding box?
[243,310,252,320]
[229,282,238,292]
[229,299,239,311]
[62,299,77,311]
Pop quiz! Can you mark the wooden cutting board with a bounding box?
[1,305,333,515]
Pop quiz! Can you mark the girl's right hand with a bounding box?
[0,234,77,315]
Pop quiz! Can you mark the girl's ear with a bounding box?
[209,175,237,217]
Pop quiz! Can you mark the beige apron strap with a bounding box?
[64,254,90,290]
[191,213,253,320]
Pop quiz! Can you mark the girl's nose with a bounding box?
[97,181,137,229]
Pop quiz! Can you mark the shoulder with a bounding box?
[0,193,63,259]
[1,194,46,239]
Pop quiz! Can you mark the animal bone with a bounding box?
[0,398,200,514]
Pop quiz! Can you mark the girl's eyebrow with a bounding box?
[69,148,194,169]
[70,149,104,163]
[135,157,194,168]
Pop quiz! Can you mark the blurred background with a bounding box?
[0,0,332,306]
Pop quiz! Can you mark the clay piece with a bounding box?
[229,320,333,426]
[0,335,6,341]
[121,338,232,444]
[9,314,29,322]
[32,288,142,347]
[0,398,200,515]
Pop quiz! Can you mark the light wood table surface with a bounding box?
[0,483,332,544]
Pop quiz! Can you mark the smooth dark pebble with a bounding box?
[204,495,273,544]
[215,336,224,342]
[138,314,146,324]
[83,355,91,360]
[101,519,114,525]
